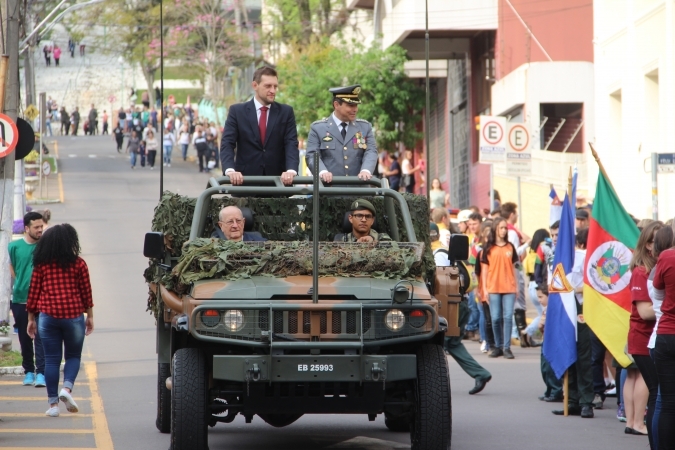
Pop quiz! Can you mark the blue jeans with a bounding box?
[654,334,675,449]
[488,293,516,350]
[465,291,479,332]
[163,144,173,164]
[181,143,189,160]
[525,281,544,336]
[650,348,661,449]
[38,314,85,405]
[478,299,488,343]
[130,152,137,167]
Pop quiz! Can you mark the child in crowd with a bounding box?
[536,284,563,402]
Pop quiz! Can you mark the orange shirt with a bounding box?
[485,243,518,294]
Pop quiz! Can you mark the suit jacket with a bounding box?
[211,228,267,242]
[220,99,299,176]
[305,117,377,176]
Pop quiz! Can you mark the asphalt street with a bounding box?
[3,135,643,450]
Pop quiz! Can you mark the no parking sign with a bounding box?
[0,113,19,159]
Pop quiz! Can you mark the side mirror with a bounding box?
[448,234,469,262]
[144,232,165,259]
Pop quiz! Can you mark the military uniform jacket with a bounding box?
[339,230,391,242]
[305,116,378,176]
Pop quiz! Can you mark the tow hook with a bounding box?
[371,362,384,382]
[246,363,261,382]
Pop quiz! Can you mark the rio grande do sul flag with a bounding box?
[583,171,639,368]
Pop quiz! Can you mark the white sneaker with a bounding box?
[168,163,171,167]
[59,389,79,413]
[480,341,488,353]
[45,406,60,417]
[163,163,167,167]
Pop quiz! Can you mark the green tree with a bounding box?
[90,0,169,106]
[276,41,424,152]
[264,0,353,57]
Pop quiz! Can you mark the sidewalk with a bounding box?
[0,362,113,450]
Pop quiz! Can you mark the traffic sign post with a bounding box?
[479,116,506,163]
[505,123,532,176]
[0,112,19,159]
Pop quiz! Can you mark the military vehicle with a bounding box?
[143,174,467,450]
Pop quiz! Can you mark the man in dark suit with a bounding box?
[220,66,299,186]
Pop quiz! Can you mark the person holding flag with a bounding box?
[544,177,595,418]
[583,150,640,376]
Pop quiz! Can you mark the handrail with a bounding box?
[190,178,414,242]
[543,118,565,151]
[562,120,584,153]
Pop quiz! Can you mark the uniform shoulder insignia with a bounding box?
[355,118,370,124]
[311,118,328,125]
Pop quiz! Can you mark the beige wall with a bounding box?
[493,176,590,238]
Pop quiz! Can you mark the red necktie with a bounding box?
[259,106,268,144]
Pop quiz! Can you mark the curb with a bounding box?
[0,363,66,376]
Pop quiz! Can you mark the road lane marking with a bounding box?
[0,412,92,417]
[85,362,114,450]
[0,448,97,450]
[89,155,97,158]
[0,396,91,401]
[58,172,65,203]
[68,154,77,157]
[0,380,91,386]
[0,429,93,434]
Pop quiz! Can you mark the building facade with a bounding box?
[593,0,675,221]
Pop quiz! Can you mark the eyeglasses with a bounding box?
[220,219,244,227]
[351,213,374,221]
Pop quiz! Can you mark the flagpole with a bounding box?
[588,142,617,193]
[561,167,574,417]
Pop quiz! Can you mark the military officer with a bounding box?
[337,199,391,243]
[305,85,378,183]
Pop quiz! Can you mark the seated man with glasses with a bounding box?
[212,206,267,242]
[336,199,391,243]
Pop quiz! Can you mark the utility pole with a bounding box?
[1,0,21,323]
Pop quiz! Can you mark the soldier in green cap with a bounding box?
[338,199,391,243]
[306,85,378,183]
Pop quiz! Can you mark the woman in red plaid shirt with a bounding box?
[26,224,94,418]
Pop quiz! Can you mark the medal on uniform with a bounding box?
[354,131,367,150]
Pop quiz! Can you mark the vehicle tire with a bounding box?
[384,413,410,432]
[170,348,208,450]
[156,362,171,433]
[410,344,451,450]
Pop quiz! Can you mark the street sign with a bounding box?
[0,113,19,159]
[42,160,51,176]
[479,116,506,163]
[24,104,39,121]
[506,123,532,176]
[657,152,675,173]
[109,95,116,104]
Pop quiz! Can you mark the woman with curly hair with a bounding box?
[26,224,94,417]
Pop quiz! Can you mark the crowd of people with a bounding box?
[113,102,220,171]
[429,188,675,448]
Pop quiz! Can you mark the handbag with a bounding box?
[400,174,411,188]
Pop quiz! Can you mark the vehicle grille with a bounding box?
[258,310,368,336]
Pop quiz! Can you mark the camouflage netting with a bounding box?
[162,239,425,296]
[146,190,435,316]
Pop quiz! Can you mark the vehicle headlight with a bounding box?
[200,310,220,328]
[223,310,245,331]
[384,309,405,331]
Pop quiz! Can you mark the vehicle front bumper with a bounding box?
[213,354,417,383]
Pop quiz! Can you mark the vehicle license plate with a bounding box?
[297,364,334,372]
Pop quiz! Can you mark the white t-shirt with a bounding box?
[648,266,664,349]
[568,249,586,304]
